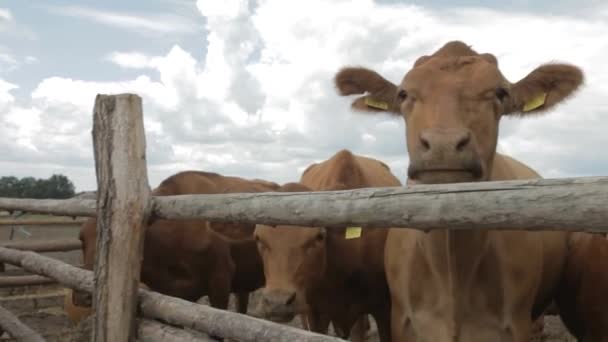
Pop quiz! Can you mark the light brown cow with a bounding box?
[255,149,402,342]
[66,171,279,321]
[335,41,583,341]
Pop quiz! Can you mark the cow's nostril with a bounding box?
[285,292,296,306]
[420,135,431,151]
[455,133,471,151]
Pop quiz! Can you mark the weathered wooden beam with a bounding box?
[0,248,92,291]
[92,94,151,342]
[0,246,344,342]
[0,304,45,342]
[0,198,95,217]
[137,319,215,342]
[152,176,608,233]
[0,238,81,252]
[0,275,55,288]
[0,219,86,226]
[139,289,345,342]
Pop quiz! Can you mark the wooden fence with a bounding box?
[0,93,605,341]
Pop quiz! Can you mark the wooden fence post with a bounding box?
[92,94,151,342]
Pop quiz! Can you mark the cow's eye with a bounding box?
[397,89,408,101]
[495,87,508,102]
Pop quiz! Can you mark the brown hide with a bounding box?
[255,149,401,342]
[555,233,608,341]
[67,171,276,321]
[152,170,280,239]
[335,41,582,341]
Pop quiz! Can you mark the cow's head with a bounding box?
[335,41,583,184]
[254,183,327,322]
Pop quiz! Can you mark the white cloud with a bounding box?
[45,5,201,35]
[2,0,608,191]
[0,8,12,22]
[106,52,161,69]
[0,79,17,104]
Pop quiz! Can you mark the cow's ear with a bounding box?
[334,67,401,115]
[506,63,583,116]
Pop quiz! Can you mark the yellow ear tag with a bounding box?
[345,227,362,239]
[364,97,389,110]
[523,92,547,112]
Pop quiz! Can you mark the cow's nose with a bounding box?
[419,129,472,153]
[263,289,296,306]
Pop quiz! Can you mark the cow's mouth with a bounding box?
[264,311,296,323]
[408,164,483,184]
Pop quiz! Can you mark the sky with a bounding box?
[0,0,607,191]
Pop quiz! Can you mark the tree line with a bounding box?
[0,174,76,199]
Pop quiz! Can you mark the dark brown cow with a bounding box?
[555,233,608,341]
[66,171,279,321]
[335,41,583,341]
[255,149,402,342]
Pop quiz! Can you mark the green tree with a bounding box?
[0,174,76,199]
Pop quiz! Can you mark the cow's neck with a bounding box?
[420,228,491,300]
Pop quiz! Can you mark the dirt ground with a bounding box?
[0,221,577,341]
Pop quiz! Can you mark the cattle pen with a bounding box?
[0,93,605,342]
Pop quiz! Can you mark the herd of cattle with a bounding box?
[63,40,608,342]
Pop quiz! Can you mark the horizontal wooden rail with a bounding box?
[0,219,86,226]
[0,275,55,288]
[0,304,44,342]
[0,198,95,217]
[0,246,344,342]
[0,238,81,252]
[153,176,608,233]
[2,176,608,233]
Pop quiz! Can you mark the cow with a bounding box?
[554,232,608,341]
[65,171,279,322]
[255,149,402,342]
[334,40,583,341]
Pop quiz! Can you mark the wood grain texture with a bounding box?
[92,94,151,342]
[151,176,608,233]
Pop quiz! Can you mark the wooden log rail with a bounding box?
[0,176,608,233]
[0,219,86,226]
[0,304,44,342]
[0,238,81,252]
[0,275,55,288]
[0,246,345,342]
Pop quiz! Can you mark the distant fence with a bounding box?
[0,93,606,341]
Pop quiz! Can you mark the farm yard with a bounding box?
[2,1,608,341]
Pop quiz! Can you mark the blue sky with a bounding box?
[1,0,607,191]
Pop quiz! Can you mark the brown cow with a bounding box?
[555,232,608,341]
[255,149,402,342]
[335,41,583,341]
[67,171,278,320]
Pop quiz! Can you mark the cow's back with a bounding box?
[301,149,401,190]
[153,171,279,239]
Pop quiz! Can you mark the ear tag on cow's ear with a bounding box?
[523,92,547,112]
[345,227,362,239]
[364,97,389,110]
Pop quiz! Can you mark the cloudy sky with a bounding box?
[1,0,607,191]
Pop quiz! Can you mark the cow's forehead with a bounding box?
[403,56,504,89]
